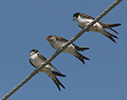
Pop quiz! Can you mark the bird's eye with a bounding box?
[73,13,79,18]
[76,15,79,18]
[48,35,52,38]
[75,14,79,18]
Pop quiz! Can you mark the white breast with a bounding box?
[30,54,43,67]
[53,40,64,49]
[30,54,52,73]
[77,16,93,27]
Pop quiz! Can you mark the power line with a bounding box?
[1,0,122,99]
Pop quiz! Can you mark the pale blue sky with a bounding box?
[0,0,127,100]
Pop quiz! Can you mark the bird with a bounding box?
[29,49,66,91]
[46,35,90,65]
[73,12,121,43]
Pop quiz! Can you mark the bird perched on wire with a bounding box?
[46,35,90,65]
[29,49,66,91]
[73,12,121,43]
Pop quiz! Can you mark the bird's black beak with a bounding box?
[73,17,76,21]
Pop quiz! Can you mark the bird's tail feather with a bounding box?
[52,76,65,91]
[103,23,121,34]
[109,27,119,34]
[73,44,89,51]
[103,23,121,28]
[52,71,66,77]
[76,47,89,51]
[106,23,121,27]
[74,51,90,64]
[103,29,118,43]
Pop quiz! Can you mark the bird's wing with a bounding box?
[29,59,37,68]
[55,36,68,42]
[80,13,106,26]
[80,13,95,20]
[38,54,61,73]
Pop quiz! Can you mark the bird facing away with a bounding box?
[46,35,90,65]
[73,12,121,43]
[29,49,66,91]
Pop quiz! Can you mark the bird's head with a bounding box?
[73,12,80,21]
[46,35,56,42]
[30,49,39,56]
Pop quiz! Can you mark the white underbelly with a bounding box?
[31,56,43,67]
[78,20,89,27]
[32,60,51,73]
[78,21,103,32]
[40,65,51,73]
[63,44,75,54]
[53,42,75,54]
[30,54,51,73]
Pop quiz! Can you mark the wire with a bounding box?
[1,0,122,99]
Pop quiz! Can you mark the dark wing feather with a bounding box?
[80,13,105,26]
[52,71,66,77]
[99,23,121,34]
[52,76,65,91]
[73,44,89,51]
[56,36,90,51]
[50,64,61,73]
[38,54,61,73]
[80,13,110,27]
[80,13,95,20]
[109,27,119,34]
[38,54,47,61]
[100,23,121,28]
[49,36,68,48]
[56,36,68,42]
